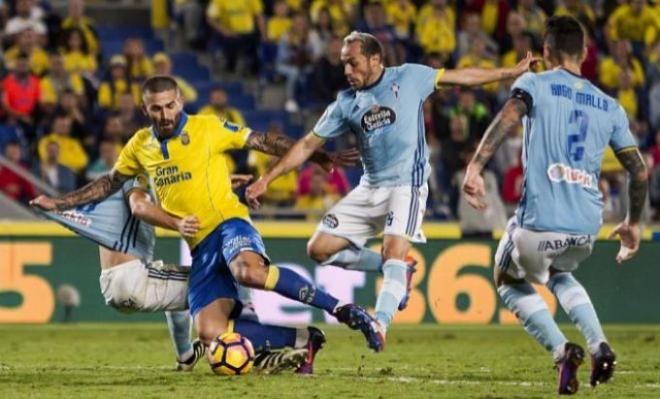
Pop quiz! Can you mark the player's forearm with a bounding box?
[442,67,520,87]
[130,195,179,232]
[469,99,525,171]
[262,137,318,184]
[247,130,329,163]
[615,148,649,224]
[54,170,129,210]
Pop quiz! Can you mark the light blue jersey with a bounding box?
[511,69,636,235]
[44,176,155,261]
[313,63,442,187]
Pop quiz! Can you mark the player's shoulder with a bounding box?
[129,126,154,144]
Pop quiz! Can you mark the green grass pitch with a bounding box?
[0,324,658,398]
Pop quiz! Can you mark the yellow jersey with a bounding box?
[113,113,252,249]
[207,0,263,34]
[607,4,659,44]
[38,134,88,173]
[5,46,50,76]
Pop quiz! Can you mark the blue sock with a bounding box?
[232,319,297,352]
[266,265,340,314]
[165,310,192,361]
[322,247,383,272]
[548,272,607,354]
[498,282,568,361]
[374,259,407,329]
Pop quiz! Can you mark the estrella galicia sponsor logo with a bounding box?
[322,213,339,229]
[223,120,240,132]
[537,235,592,251]
[361,105,396,132]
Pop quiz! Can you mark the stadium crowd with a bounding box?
[0,0,659,233]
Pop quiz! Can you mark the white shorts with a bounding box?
[495,218,595,285]
[99,259,189,313]
[317,183,428,246]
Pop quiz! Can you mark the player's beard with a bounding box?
[156,113,180,137]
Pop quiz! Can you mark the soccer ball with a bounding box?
[207,332,255,376]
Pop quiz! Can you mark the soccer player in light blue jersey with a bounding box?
[37,175,319,374]
[462,16,648,395]
[246,31,536,351]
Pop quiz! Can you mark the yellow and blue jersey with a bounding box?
[113,113,252,249]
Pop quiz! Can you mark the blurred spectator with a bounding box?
[152,52,198,103]
[554,0,596,27]
[101,114,129,144]
[39,53,85,111]
[97,55,141,110]
[607,0,658,51]
[276,12,323,112]
[38,114,88,174]
[198,87,247,125]
[60,28,98,75]
[0,140,36,203]
[501,153,523,215]
[123,38,154,81]
[598,40,645,91]
[385,0,417,41]
[55,89,91,147]
[441,114,472,187]
[117,92,148,134]
[460,0,511,41]
[4,0,47,40]
[267,0,292,43]
[457,12,498,59]
[358,1,401,65]
[312,7,338,44]
[310,0,353,37]
[295,165,340,220]
[517,0,547,40]
[206,0,265,74]
[171,0,204,47]
[448,88,491,139]
[85,137,117,181]
[310,36,348,103]
[33,141,76,193]
[618,70,639,119]
[500,11,526,55]
[5,28,50,76]
[579,18,599,83]
[60,0,99,56]
[416,0,456,61]
[2,51,40,137]
[454,147,506,237]
[297,162,350,197]
[249,151,298,207]
[457,36,498,93]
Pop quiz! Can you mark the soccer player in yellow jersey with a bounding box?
[31,76,385,358]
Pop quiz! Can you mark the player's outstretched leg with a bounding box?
[231,251,383,351]
[547,272,616,386]
[498,280,585,394]
[165,311,206,371]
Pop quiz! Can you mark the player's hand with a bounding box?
[230,174,253,190]
[29,195,59,211]
[327,148,360,170]
[176,215,200,238]
[513,51,540,77]
[245,177,268,210]
[461,165,487,210]
[607,221,641,264]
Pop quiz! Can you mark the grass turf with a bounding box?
[0,324,658,398]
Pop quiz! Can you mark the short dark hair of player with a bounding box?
[543,16,585,63]
[343,31,384,61]
[142,75,180,95]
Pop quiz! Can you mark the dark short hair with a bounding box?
[343,31,384,61]
[142,75,180,95]
[543,16,585,62]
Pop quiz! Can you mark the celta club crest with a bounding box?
[181,131,190,145]
[390,82,400,98]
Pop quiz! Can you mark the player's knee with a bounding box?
[306,240,330,264]
[231,256,267,288]
[197,325,227,346]
[381,241,409,261]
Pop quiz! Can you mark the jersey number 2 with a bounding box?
[567,109,589,162]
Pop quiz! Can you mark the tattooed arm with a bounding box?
[615,148,648,224]
[30,169,132,211]
[462,98,527,210]
[245,130,332,167]
[607,147,648,264]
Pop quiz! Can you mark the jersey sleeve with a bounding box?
[113,136,142,176]
[403,63,444,98]
[210,116,252,152]
[609,105,637,151]
[510,72,537,114]
[312,100,347,139]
